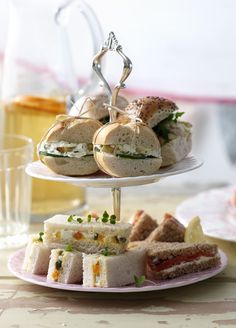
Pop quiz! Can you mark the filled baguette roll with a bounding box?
[38,115,102,176]
[93,120,162,177]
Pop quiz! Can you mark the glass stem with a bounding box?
[111,187,121,220]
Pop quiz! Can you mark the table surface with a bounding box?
[1,186,236,328]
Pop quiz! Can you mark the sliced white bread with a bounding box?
[47,249,82,284]
[22,234,51,275]
[83,248,146,288]
[44,215,132,255]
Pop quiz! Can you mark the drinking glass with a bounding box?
[0,134,33,249]
[1,0,103,218]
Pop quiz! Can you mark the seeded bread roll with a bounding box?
[123,96,192,167]
[93,121,162,177]
[38,115,102,176]
[124,96,178,128]
[70,94,128,123]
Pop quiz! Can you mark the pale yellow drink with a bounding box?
[3,96,86,217]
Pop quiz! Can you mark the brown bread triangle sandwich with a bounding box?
[129,210,158,242]
[123,96,192,167]
[38,115,102,176]
[147,213,185,243]
[145,242,221,280]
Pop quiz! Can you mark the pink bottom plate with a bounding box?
[8,248,227,293]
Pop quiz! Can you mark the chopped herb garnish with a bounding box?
[77,217,83,223]
[110,214,116,224]
[38,232,44,242]
[134,275,146,287]
[87,214,92,222]
[67,215,74,222]
[172,111,185,122]
[65,244,73,252]
[102,211,109,223]
[95,217,100,221]
[55,259,62,270]
[103,211,109,220]
[101,247,111,256]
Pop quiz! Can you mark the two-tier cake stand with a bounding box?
[9,33,228,295]
[26,32,203,221]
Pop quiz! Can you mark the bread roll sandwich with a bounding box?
[47,248,82,284]
[123,97,192,167]
[93,120,162,177]
[83,248,146,287]
[38,115,102,176]
[70,94,128,124]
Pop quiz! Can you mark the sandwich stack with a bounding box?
[23,212,146,288]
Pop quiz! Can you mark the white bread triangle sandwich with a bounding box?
[83,248,146,288]
[93,120,162,177]
[22,233,51,275]
[123,97,192,167]
[38,115,102,176]
[70,93,128,124]
[47,248,82,284]
[43,214,132,255]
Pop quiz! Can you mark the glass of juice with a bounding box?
[3,96,86,219]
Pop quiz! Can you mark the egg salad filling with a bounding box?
[94,144,161,160]
[39,141,93,159]
[51,229,128,246]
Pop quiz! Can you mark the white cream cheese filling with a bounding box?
[95,143,161,158]
[40,141,93,158]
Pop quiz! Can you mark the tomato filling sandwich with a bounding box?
[145,242,220,280]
